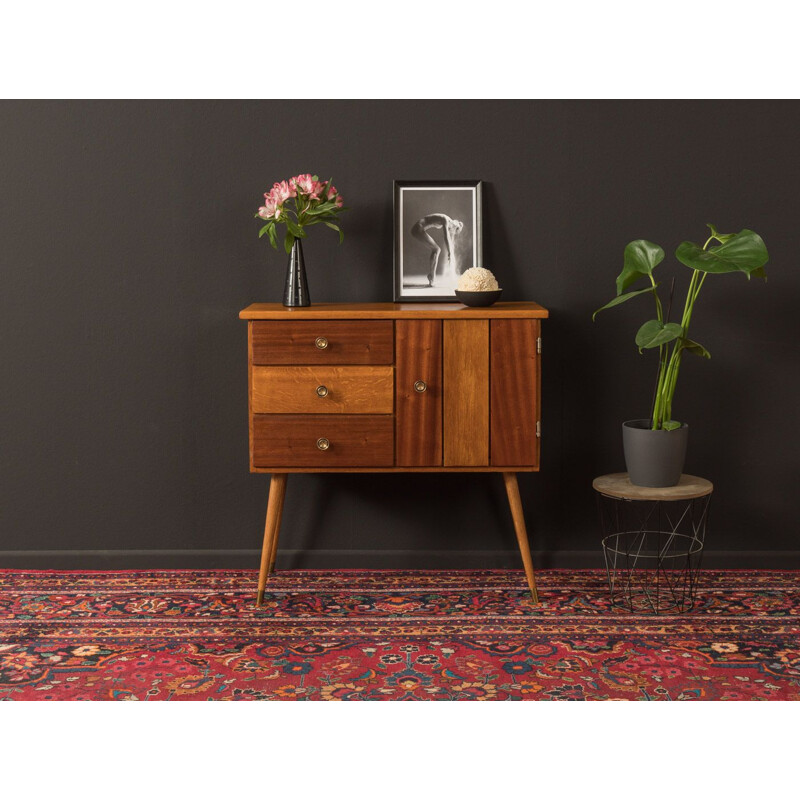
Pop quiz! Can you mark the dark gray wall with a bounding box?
[1,100,797,568]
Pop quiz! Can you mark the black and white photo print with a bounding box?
[393,180,483,301]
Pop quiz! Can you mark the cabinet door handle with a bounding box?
[316,437,330,451]
[414,380,427,393]
[315,337,329,350]
[316,385,329,397]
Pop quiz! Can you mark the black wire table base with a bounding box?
[597,493,710,615]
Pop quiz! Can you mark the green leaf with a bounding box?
[662,420,682,431]
[305,203,335,216]
[748,266,768,281]
[259,222,279,250]
[706,223,735,244]
[635,320,683,350]
[309,200,337,215]
[681,337,711,359]
[615,240,665,295]
[325,221,344,244]
[675,229,769,275]
[285,218,306,238]
[592,284,660,321]
[284,230,295,255]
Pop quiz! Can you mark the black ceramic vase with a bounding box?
[283,238,310,307]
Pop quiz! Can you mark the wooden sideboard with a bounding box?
[239,301,549,605]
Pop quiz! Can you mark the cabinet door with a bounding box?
[396,320,442,466]
[490,319,540,467]
[443,319,490,467]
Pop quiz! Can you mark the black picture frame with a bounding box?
[393,180,483,302]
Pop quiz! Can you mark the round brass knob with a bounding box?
[414,380,427,393]
[316,385,329,398]
[316,437,330,451]
[315,337,328,350]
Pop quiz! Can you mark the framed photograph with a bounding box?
[393,180,483,301]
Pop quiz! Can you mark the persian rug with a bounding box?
[0,569,798,700]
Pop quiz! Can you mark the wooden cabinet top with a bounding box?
[239,301,549,320]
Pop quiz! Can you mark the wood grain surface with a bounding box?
[443,319,489,467]
[252,366,394,414]
[251,320,394,365]
[248,465,540,473]
[241,302,549,320]
[490,319,540,467]
[592,473,714,500]
[395,320,442,466]
[503,472,539,602]
[252,414,394,467]
[256,472,287,604]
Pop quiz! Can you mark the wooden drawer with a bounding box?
[251,320,394,365]
[252,415,394,467]
[252,366,394,414]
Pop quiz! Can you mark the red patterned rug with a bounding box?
[1,569,798,700]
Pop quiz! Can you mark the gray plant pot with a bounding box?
[622,419,688,488]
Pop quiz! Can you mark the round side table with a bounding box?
[592,473,713,614]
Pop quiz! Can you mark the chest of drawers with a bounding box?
[239,301,549,604]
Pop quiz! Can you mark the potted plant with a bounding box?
[255,174,346,307]
[593,224,769,487]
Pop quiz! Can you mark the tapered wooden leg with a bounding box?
[267,476,288,575]
[503,472,539,603]
[256,473,287,606]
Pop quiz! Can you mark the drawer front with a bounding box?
[252,415,394,467]
[251,320,394,365]
[252,366,394,414]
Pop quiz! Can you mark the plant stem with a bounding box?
[656,253,709,427]
[648,274,667,428]
[680,269,699,326]
[649,273,663,323]
[650,350,663,426]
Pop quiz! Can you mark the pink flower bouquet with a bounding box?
[256,174,346,254]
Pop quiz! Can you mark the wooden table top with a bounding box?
[239,301,549,320]
[592,473,714,500]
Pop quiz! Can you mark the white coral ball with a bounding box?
[457,267,500,292]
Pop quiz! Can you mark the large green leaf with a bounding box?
[675,229,768,275]
[681,337,711,359]
[592,284,659,321]
[616,240,665,295]
[635,320,683,350]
